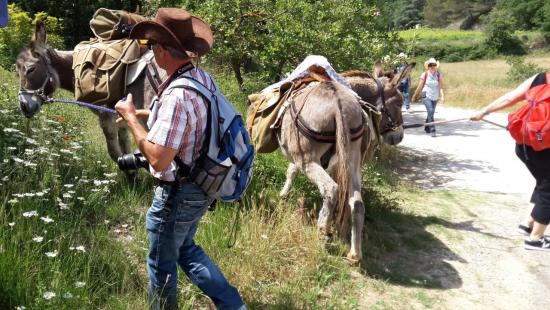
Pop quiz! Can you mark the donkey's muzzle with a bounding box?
[18,91,43,118]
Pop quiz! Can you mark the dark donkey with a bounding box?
[16,22,166,162]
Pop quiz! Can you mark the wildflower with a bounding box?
[24,162,37,168]
[74,281,86,288]
[62,292,73,299]
[32,236,44,243]
[43,291,56,300]
[7,146,16,151]
[35,192,45,197]
[261,234,268,240]
[64,184,74,188]
[104,172,117,179]
[75,246,86,253]
[77,197,84,201]
[57,116,65,122]
[40,216,54,224]
[22,210,38,217]
[59,149,72,154]
[63,135,71,141]
[45,250,58,258]
[12,157,24,163]
[63,193,72,199]
[3,128,21,134]
[16,306,26,310]
[23,193,36,197]
[8,222,15,227]
[8,198,19,205]
[25,138,38,145]
[58,202,69,210]
[1,176,8,182]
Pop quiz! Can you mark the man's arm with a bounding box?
[115,94,177,171]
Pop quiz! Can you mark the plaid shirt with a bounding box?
[146,66,214,181]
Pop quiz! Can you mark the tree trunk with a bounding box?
[230,58,244,91]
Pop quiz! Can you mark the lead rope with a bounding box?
[45,97,118,114]
[226,200,242,248]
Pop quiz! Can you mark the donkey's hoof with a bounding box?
[345,253,361,265]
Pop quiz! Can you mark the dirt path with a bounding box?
[388,104,550,309]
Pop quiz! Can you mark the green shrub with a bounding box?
[484,9,526,55]
[506,56,546,82]
[0,4,64,69]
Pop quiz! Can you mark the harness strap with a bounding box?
[289,95,364,143]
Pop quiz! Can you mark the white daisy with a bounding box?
[74,281,86,288]
[40,216,54,224]
[22,211,38,218]
[43,291,56,300]
[45,250,58,258]
[32,236,44,243]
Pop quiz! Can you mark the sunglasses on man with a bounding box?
[138,39,158,51]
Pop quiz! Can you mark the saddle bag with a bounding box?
[72,39,141,105]
[508,72,550,151]
[246,81,294,153]
[90,8,146,41]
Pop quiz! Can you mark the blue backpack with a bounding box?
[168,76,255,202]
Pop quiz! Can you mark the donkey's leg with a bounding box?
[280,163,299,198]
[347,147,365,263]
[98,113,123,161]
[302,162,338,236]
[117,123,133,155]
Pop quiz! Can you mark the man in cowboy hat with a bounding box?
[115,8,246,310]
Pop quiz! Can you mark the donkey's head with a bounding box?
[343,61,415,145]
[16,21,60,118]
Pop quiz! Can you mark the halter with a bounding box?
[374,78,400,134]
[17,51,56,106]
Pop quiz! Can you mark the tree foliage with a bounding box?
[484,9,525,55]
[176,0,399,87]
[0,4,63,68]
[12,0,140,48]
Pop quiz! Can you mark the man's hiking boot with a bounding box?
[524,236,550,251]
[517,224,533,236]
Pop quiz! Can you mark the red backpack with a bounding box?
[508,72,550,151]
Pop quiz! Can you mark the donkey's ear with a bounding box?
[31,20,47,50]
[390,61,416,87]
[373,61,383,78]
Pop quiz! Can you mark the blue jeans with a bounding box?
[423,98,438,133]
[146,182,245,310]
[399,86,410,110]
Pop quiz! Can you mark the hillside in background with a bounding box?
[387,0,549,34]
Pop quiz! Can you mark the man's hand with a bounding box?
[470,110,487,121]
[115,94,138,123]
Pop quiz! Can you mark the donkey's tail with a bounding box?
[334,96,352,237]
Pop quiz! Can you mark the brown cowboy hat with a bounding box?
[130,8,213,58]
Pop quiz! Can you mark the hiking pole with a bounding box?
[481,118,507,129]
[403,117,469,129]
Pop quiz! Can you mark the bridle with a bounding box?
[17,50,56,108]
[374,77,400,134]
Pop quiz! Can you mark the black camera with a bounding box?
[117,151,149,171]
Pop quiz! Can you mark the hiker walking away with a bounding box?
[412,57,445,137]
[394,52,411,113]
[470,72,550,251]
[115,8,246,309]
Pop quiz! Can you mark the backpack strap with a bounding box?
[527,72,550,103]
[164,76,216,179]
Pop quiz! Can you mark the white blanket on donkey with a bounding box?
[262,55,355,94]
